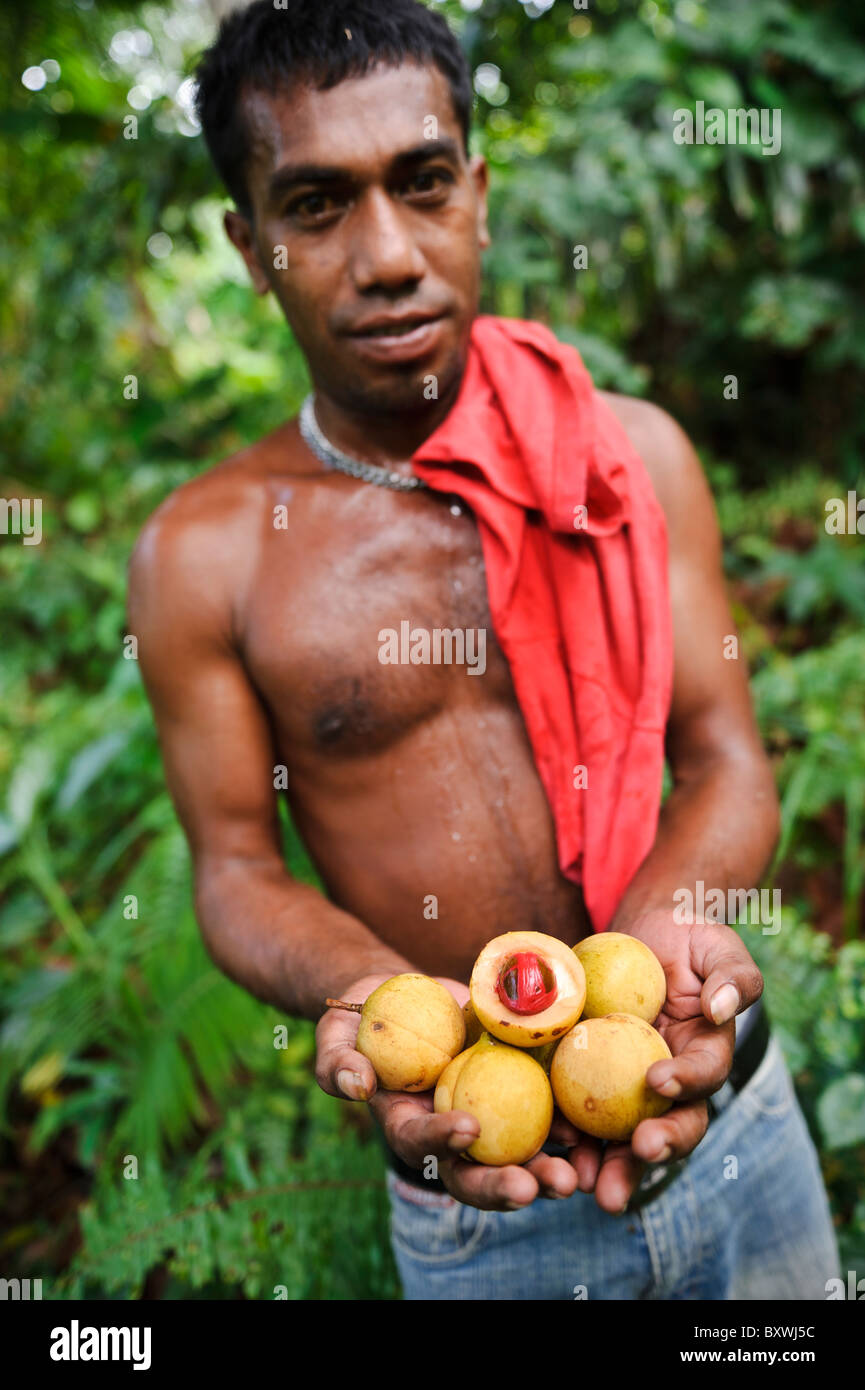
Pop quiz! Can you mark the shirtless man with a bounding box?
[127,0,838,1299]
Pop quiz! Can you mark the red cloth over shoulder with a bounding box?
[412,315,673,931]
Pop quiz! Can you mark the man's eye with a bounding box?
[288,192,342,222]
[405,169,452,198]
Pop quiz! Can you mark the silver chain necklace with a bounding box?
[299,393,430,493]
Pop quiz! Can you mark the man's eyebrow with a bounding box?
[266,138,462,202]
[390,138,462,170]
[267,163,349,201]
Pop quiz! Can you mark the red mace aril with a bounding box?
[471,930,586,1045]
[495,952,558,1016]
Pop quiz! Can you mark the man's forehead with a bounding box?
[241,62,462,181]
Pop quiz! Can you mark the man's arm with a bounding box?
[571,397,779,1212]
[609,396,781,929]
[126,504,413,1024]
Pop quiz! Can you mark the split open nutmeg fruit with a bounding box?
[469,930,586,1048]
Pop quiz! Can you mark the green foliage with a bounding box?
[753,633,865,937]
[436,0,865,482]
[60,1066,399,1301]
[741,917,865,1268]
[1,0,863,1299]
[0,652,397,1298]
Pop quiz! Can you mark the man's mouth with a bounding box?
[344,312,447,362]
[348,312,444,339]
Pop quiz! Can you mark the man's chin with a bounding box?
[325,353,465,421]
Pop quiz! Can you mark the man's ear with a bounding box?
[224,209,271,296]
[469,154,491,251]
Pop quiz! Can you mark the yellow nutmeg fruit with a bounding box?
[435,1035,554,1166]
[551,1013,673,1141]
[327,974,465,1092]
[573,932,666,1023]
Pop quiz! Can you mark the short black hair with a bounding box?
[194,0,473,220]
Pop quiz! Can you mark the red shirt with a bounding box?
[413,315,673,931]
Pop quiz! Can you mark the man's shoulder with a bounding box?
[596,389,709,531]
[126,419,309,632]
[128,421,302,583]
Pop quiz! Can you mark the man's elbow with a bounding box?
[192,865,236,977]
[191,852,280,974]
[728,747,782,864]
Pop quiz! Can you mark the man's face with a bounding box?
[226,62,490,419]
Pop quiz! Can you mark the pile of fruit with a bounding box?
[328,930,673,1166]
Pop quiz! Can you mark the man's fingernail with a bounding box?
[710,982,740,1025]
[448,1130,473,1150]
[656,1076,682,1098]
[336,1069,363,1097]
[504,1200,524,1211]
[650,1144,672,1163]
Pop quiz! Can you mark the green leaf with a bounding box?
[56,731,132,811]
[6,748,55,830]
[0,816,19,856]
[817,1075,865,1150]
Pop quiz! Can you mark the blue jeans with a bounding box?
[386,1036,840,1300]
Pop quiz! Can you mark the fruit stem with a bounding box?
[325,997,363,1014]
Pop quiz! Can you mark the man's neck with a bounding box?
[309,373,463,473]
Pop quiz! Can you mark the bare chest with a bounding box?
[239,481,516,757]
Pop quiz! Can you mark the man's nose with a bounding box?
[348,188,426,293]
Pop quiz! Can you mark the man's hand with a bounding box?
[315,971,393,1103]
[567,910,764,1214]
[315,972,580,1211]
[375,1092,581,1211]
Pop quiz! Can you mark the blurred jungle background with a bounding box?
[1,0,864,1299]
